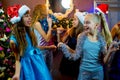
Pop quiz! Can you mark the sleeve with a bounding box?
[59,43,71,58]
[59,34,83,61]
[72,34,83,60]
[100,34,107,55]
[10,35,17,45]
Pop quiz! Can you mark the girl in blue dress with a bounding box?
[7,5,52,80]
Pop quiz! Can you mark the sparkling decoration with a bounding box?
[0,1,15,80]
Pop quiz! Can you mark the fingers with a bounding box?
[57,27,65,34]
[57,42,63,47]
[108,41,120,53]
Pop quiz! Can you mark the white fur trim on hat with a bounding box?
[96,7,104,14]
[75,12,88,25]
[10,5,30,24]
[10,16,21,24]
[18,5,30,17]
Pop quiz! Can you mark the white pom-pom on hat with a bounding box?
[96,4,109,14]
[9,5,30,24]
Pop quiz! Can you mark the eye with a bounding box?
[24,14,30,17]
[85,21,90,24]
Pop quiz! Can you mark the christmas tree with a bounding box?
[0,1,15,80]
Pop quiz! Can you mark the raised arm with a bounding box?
[33,17,52,42]
[103,41,119,64]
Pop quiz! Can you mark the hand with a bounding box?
[108,41,119,53]
[12,74,19,80]
[57,27,65,34]
[57,42,64,48]
[49,45,57,50]
[47,17,52,29]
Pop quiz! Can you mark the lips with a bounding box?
[27,21,31,25]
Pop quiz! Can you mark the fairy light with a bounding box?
[61,0,71,9]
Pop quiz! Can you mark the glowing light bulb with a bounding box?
[61,0,71,9]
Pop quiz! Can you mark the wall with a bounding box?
[95,0,120,30]
[109,0,120,30]
[74,0,94,12]
[50,0,94,13]
[49,0,94,18]
[3,0,94,16]
[2,0,45,13]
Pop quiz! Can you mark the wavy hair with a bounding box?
[100,13,112,46]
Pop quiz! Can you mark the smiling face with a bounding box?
[84,14,100,34]
[22,11,32,27]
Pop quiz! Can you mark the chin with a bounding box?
[25,25,31,27]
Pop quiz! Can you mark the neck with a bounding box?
[88,30,97,37]
[87,31,98,41]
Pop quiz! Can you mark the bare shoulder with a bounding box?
[33,22,42,29]
[10,40,16,47]
[33,22,40,26]
[10,40,14,44]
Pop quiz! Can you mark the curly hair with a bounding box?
[31,4,47,26]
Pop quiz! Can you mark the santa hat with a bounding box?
[75,11,88,25]
[96,4,108,14]
[7,4,30,24]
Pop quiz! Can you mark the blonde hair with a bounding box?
[85,13,112,46]
[100,13,112,46]
[31,4,47,26]
[86,13,101,26]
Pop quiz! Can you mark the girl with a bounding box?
[7,5,52,80]
[31,4,56,71]
[108,21,120,80]
[58,13,117,80]
[57,12,84,80]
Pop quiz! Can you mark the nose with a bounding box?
[28,16,32,20]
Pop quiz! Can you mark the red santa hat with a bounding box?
[96,4,109,14]
[7,4,30,24]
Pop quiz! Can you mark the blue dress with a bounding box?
[10,33,52,80]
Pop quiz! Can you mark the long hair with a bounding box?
[69,17,84,38]
[13,11,37,56]
[111,22,120,40]
[31,4,47,26]
[100,13,112,46]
